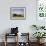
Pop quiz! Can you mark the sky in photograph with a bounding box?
[12,8,24,14]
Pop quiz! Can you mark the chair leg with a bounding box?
[16,34,18,46]
[4,33,7,46]
[4,41,7,46]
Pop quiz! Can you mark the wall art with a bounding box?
[10,7,26,20]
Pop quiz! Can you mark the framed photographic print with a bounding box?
[10,7,26,20]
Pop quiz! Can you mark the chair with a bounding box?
[18,33,30,46]
[4,27,19,46]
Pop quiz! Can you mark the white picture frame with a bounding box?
[10,7,26,20]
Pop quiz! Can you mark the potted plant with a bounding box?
[32,25,39,30]
[32,24,45,30]
[33,32,46,43]
[40,26,45,29]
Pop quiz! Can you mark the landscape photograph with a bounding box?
[10,7,26,20]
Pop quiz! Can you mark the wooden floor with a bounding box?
[0,42,46,46]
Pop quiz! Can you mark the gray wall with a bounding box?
[0,0,39,42]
